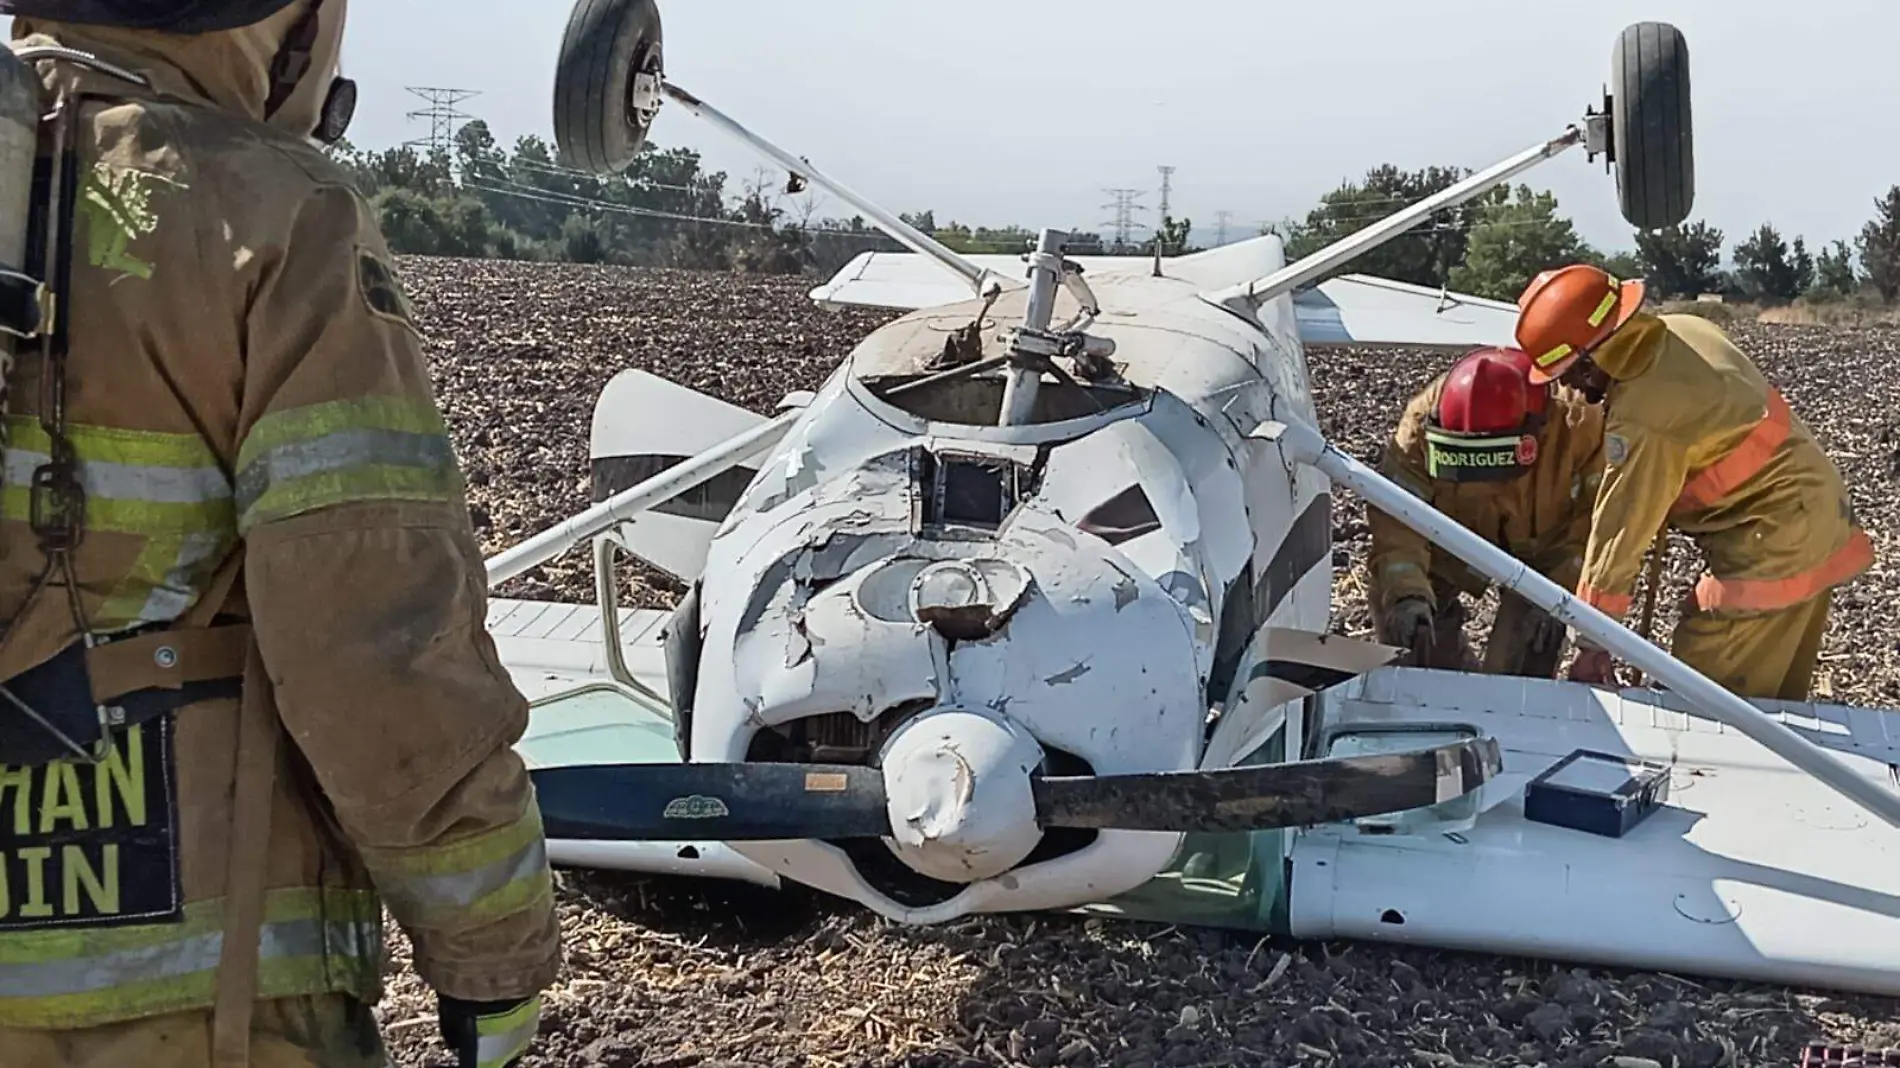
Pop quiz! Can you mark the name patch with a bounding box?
[0,716,182,930]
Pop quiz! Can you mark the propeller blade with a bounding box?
[529,737,1501,843]
[1032,736,1500,833]
[531,761,888,841]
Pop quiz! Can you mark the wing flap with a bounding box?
[1295,274,1521,348]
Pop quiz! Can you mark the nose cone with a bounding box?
[880,706,1045,883]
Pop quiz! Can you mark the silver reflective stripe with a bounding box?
[379,838,549,915]
[234,427,457,516]
[138,529,229,623]
[0,918,375,998]
[3,448,232,504]
[476,1000,541,1068]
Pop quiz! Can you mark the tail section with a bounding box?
[590,369,765,580]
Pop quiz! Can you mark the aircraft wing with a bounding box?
[1287,666,1900,997]
[490,598,782,888]
[808,250,1151,312]
[1294,274,1521,348]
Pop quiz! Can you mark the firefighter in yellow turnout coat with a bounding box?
[1367,346,1605,677]
[0,2,561,1066]
[1516,264,1874,700]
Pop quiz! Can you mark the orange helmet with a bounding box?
[1514,264,1647,384]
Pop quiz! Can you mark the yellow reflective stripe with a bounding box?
[235,395,463,532]
[1586,287,1618,327]
[0,887,383,1030]
[360,802,553,931]
[0,417,235,629]
[1535,343,1574,368]
[476,994,542,1068]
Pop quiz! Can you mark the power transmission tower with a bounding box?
[1214,209,1233,245]
[1101,187,1147,251]
[1156,165,1176,220]
[404,87,480,155]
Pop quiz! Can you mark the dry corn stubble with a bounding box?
[385,256,1900,1067]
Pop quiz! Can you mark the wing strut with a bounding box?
[484,395,807,589]
[659,82,1010,301]
[1202,127,1586,314]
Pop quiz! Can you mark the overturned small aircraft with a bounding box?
[485,0,1900,999]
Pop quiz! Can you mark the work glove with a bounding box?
[439,993,543,1068]
[1527,611,1568,658]
[1568,642,1618,687]
[1383,596,1436,667]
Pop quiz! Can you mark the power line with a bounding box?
[1214,210,1233,245]
[1157,165,1176,221]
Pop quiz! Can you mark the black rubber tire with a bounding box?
[552,0,664,175]
[1611,21,1694,231]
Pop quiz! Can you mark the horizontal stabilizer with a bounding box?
[1295,274,1521,349]
[809,250,1153,312]
[589,370,766,580]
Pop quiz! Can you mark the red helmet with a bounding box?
[1425,347,1548,481]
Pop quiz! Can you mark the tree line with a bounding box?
[326,121,1900,306]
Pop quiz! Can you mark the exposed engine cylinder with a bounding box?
[877,706,1045,883]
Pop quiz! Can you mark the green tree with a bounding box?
[1155,216,1193,256]
[1732,223,1812,303]
[1634,221,1725,299]
[1811,239,1860,298]
[1597,249,1645,279]
[1446,185,1594,301]
[1857,186,1900,301]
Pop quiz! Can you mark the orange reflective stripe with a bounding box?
[1577,583,1633,617]
[1693,528,1875,613]
[1672,388,1790,514]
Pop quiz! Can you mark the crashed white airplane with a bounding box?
[485,0,1900,999]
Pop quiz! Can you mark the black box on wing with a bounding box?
[1522,748,1671,838]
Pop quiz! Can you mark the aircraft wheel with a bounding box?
[553,0,664,174]
[1611,21,1694,231]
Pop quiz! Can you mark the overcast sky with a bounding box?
[10,2,1895,258]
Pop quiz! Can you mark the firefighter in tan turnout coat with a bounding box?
[1367,346,1606,678]
[1515,263,1874,700]
[0,2,560,1066]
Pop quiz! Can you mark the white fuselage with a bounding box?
[678,238,1335,923]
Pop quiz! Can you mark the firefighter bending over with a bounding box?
[1515,263,1872,700]
[1367,346,1606,677]
[0,3,560,1066]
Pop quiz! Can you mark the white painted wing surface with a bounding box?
[1289,667,1900,996]
[1294,274,1521,349]
[489,598,783,889]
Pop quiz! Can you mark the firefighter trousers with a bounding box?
[1671,588,1833,702]
[0,995,391,1068]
